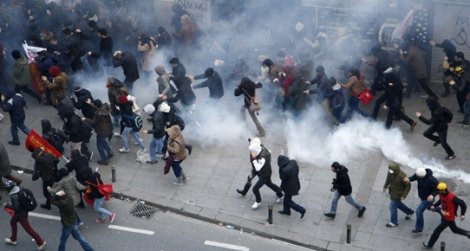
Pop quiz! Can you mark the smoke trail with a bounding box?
[285,109,470,183]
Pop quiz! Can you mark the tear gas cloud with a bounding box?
[1,0,468,182]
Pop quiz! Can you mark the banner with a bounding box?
[25,129,62,158]
[22,42,47,64]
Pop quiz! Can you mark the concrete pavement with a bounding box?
[2,90,470,251]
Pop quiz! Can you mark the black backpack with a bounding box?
[18,188,37,212]
[81,120,93,143]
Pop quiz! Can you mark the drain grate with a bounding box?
[129,201,158,219]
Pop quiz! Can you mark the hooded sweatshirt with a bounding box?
[408,168,439,201]
[332,164,353,196]
[278,155,301,196]
[383,163,411,200]
[13,56,32,86]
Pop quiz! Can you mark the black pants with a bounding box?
[418,78,438,99]
[252,176,283,203]
[423,125,454,156]
[283,194,305,215]
[427,219,470,247]
[372,93,387,119]
[42,179,54,207]
[456,87,469,112]
[385,106,414,129]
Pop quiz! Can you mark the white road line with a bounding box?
[29,212,61,221]
[108,225,154,235]
[204,240,250,251]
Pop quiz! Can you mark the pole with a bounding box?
[346,224,351,244]
[440,241,445,251]
[111,165,116,183]
[268,205,273,224]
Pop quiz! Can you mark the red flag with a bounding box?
[25,129,62,158]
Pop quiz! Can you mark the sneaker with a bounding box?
[386,222,398,227]
[4,238,17,245]
[118,148,130,153]
[7,141,20,146]
[422,242,432,249]
[405,211,414,220]
[275,197,282,203]
[173,179,184,186]
[411,229,422,233]
[445,155,456,160]
[457,121,469,128]
[97,160,109,165]
[236,189,247,196]
[358,207,366,217]
[324,212,336,219]
[109,213,116,224]
[145,159,158,164]
[77,221,84,227]
[138,148,147,154]
[96,219,106,224]
[251,202,260,209]
[300,209,306,219]
[37,241,46,250]
[113,132,121,137]
[410,121,417,132]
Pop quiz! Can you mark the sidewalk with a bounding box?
[2,93,470,251]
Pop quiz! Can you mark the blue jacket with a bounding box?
[1,91,27,123]
[409,168,439,201]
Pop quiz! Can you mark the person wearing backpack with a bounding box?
[117,92,146,153]
[32,147,59,210]
[3,180,47,250]
[85,171,116,224]
[415,97,456,160]
[62,110,92,161]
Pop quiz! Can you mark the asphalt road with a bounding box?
[0,184,314,251]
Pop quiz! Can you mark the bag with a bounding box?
[357,87,373,105]
[18,188,37,212]
[242,88,260,112]
[83,188,94,206]
[86,178,113,201]
[163,155,173,175]
[440,107,453,123]
[125,113,143,132]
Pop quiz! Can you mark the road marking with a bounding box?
[29,212,61,221]
[204,240,249,251]
[108,225,154,235]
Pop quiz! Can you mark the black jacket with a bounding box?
[168,76,196,106]
[234,77,261,108]
[408,169,439,201]
[86,172,104,199]
[419,98,449,131]
[63,113,86,143]
[5,186,27,217]
[66,155,92,185]
[278,155,301,196]
[72,88,96,119]
[1,91,27,123]
[332,164,353,196]
[252,145,272,178]
[32,149,59,182]
[113,52,139,81]
[147,111,166,138]
[193,71,224,99]
[171,63,186,78]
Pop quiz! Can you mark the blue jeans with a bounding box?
[345,96,368,120]
[415,200,432,231]
[112,115,120,128]
[329,191,363,213]
[58,221,94,251]
[389,199,414,224]
[149,136,165,161]
[96,135,112,161]
[10,119,30,143]
[122,127,145,150]
[462,99,470,123]
[93,197,112,220]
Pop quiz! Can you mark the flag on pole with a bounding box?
[25,129,62,158]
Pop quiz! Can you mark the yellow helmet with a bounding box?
[455,65,464,74]
[437,182,447,191]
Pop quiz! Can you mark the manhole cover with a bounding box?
[129,201,158,219]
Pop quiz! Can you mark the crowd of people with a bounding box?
[0,0,469,250]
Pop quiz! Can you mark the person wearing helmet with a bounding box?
[383,162,414,227]
[448,52,470,114]
[423,182,470,248]
[405,167,439,233]
[3,181,47,250]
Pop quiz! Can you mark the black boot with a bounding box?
[236,176,252,196]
